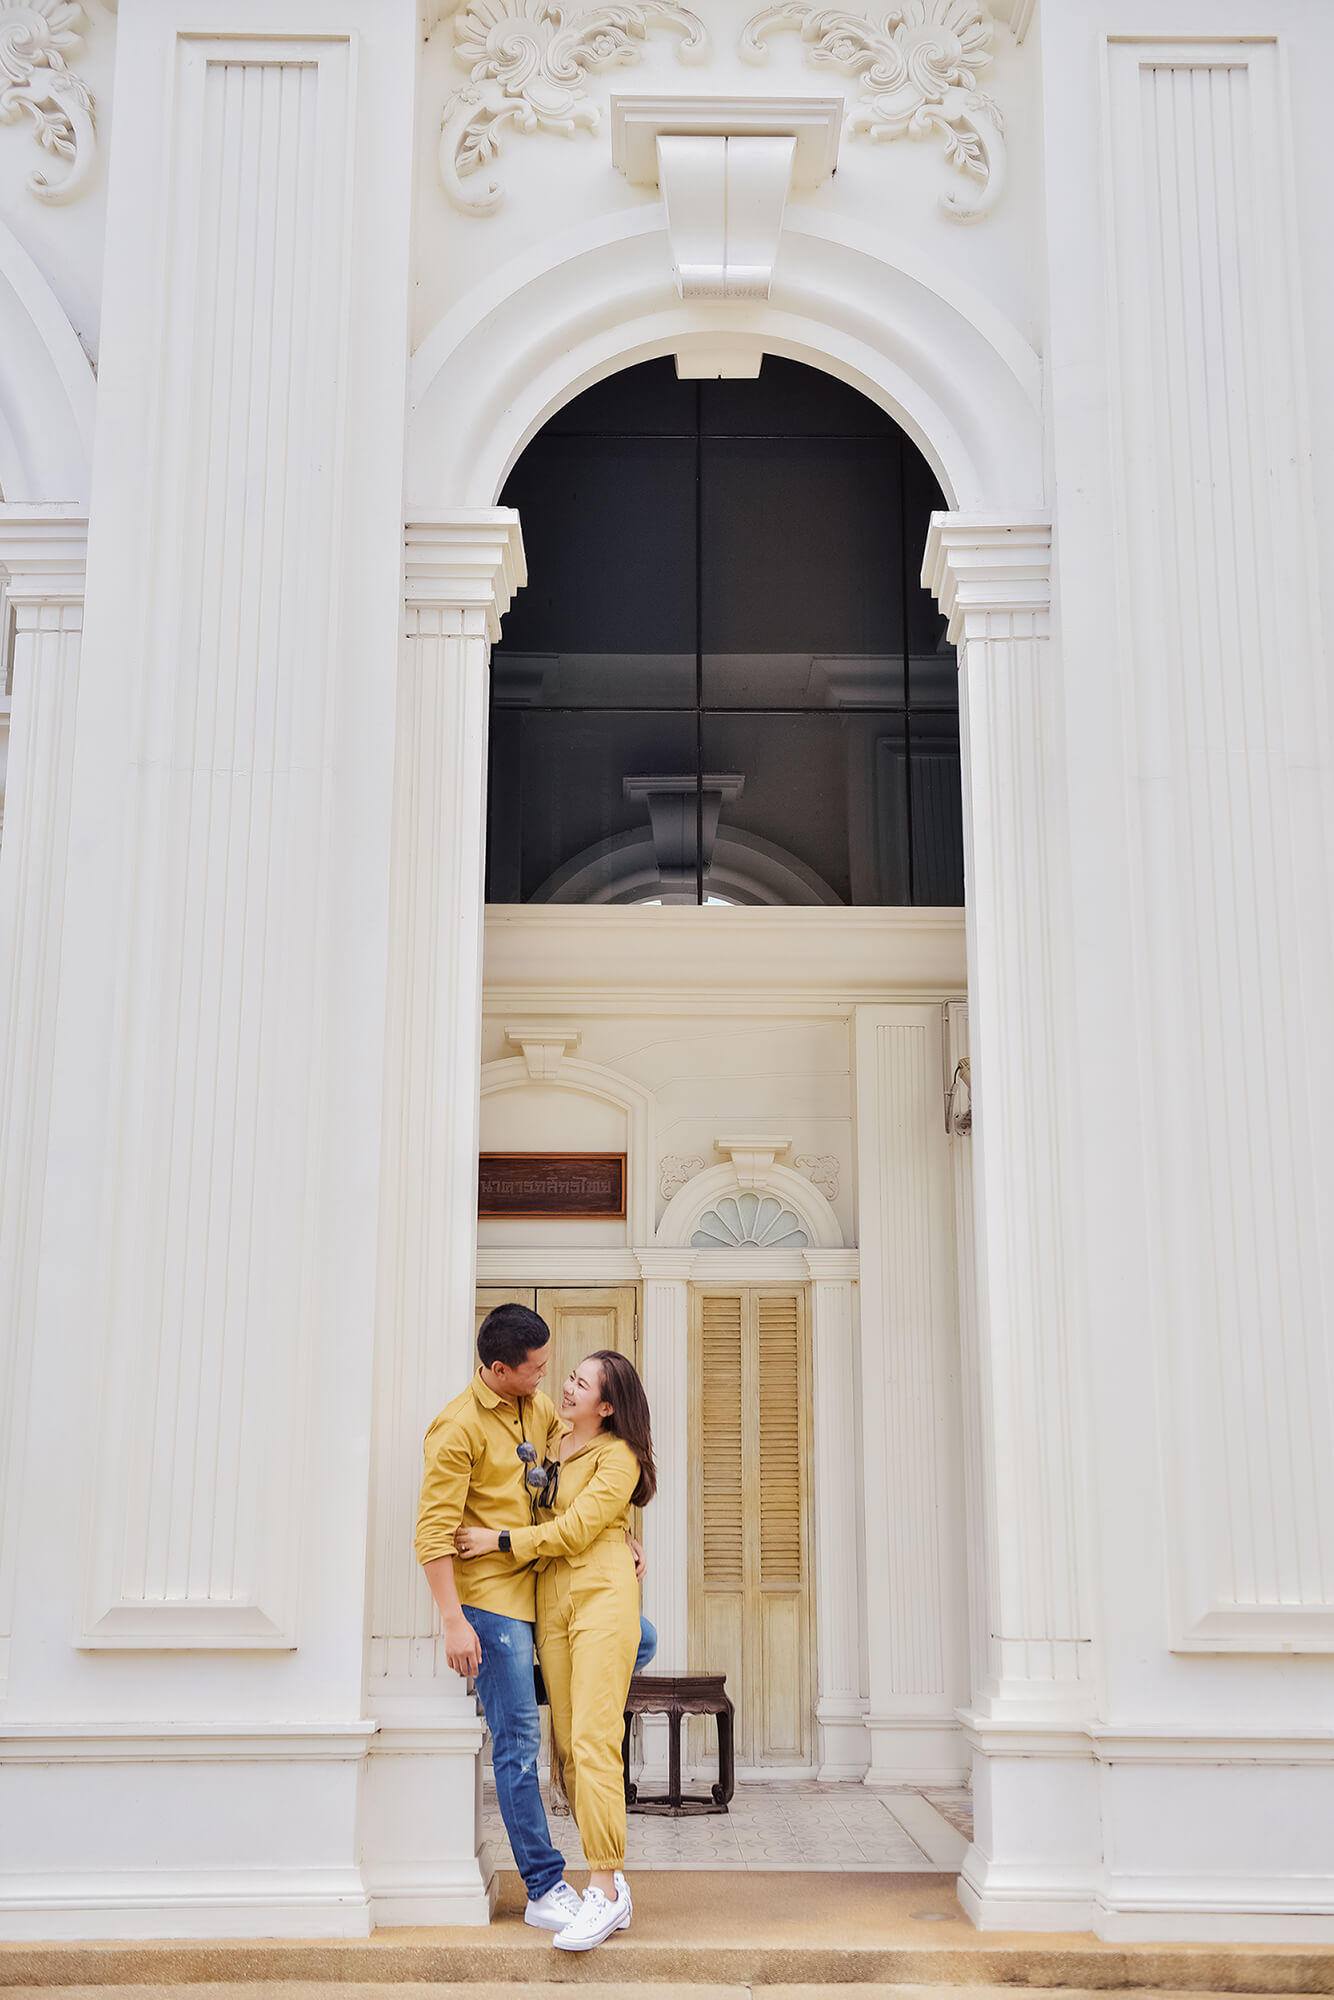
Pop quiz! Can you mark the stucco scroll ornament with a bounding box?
[0,0,96,203]
[795,1153,840,1201]
[439,0,710,213]
[741,1,1004,222]
[659,1154,705,1200]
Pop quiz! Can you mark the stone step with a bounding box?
[2,1876,1332,1992]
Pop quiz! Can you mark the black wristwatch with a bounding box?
[498,1530,512,1554]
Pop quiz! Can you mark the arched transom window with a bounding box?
[486,357,962,908]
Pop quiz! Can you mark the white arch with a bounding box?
[408,205,1043,516]
[656,1161,844,1251]
[0,220,95,503]
[479,1054,656,1244]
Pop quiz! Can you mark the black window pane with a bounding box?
[700,435,903,672]
[486,711,698,905]
[496,436,696,660]
[542,356,696,436]
[702,357,898,437]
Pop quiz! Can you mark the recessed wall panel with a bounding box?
[1107,40,1334,1647]
[84,38,352,1645]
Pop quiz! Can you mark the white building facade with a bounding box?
[1,0,1332,1947]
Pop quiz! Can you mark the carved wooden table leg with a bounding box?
[667,1700,683,1809]
[712,1699,735,1806]
[622,1713,637,1804]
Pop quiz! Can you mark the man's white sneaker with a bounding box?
[524,1881,584,1931]
[552,1882,632,1952]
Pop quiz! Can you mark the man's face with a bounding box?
[492,1342,549,1399]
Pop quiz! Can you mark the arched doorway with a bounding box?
[364,218,1077,1926]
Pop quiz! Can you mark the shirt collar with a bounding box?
[471,1367,520,1415]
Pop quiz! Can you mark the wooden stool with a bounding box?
[621,1672,735,1815]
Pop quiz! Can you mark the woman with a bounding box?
[455,1348,655,1954]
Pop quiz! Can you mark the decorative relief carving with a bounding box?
[945,1055,971,1135]
[741,1,1004,222]
[796,1153,840,1200]
[692,1192,809,1250]
[439,0,710,213]
[0,0,96,203]
[659,1153,705,1200]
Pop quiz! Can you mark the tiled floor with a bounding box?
[482,1779,972,1872]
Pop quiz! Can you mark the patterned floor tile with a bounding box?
[482,1776,969,1873]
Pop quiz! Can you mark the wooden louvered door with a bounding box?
[690,1286,813,1768]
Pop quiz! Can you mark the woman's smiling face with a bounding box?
[562,1356,612,1426]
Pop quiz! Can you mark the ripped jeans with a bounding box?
[470,1604,658,1902]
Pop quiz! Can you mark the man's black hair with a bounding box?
[477,1302,551,1372]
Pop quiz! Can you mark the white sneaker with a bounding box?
[524,1880,583,1931]
[552,1882,632,1952]
[614,1869,633,1919]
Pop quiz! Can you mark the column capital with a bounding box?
[636,1248,696,1283]
[404,511,526,639]
[921,512,1051,644]
[0,506,88,605]
[804,1249,859,1283]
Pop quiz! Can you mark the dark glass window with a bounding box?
[486,357,962,907]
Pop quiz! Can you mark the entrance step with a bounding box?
[3,1877,1333,1992]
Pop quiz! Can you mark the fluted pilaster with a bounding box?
[0,509,86,1692]
[923,516,1092,1721]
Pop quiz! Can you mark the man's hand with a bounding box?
[420,1554,483,1679]
[443,1610,483,1678]
[455,1526,501,1558]
[627,1531,647,1581]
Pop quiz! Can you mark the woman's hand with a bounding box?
[454,1526,502,1558]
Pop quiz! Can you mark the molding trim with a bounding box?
[403,513,526,633]
[610,90,841,188]
[922,512,1052,640]
[480,1051,656,1242]
[656,1157,844,1249]
[0,505,87,598]
[438,0,710,212]
[0,0,98,204]
[741,1,1006,222]
[0,1722,376,1763]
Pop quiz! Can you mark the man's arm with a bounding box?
[422,1554,482,1677]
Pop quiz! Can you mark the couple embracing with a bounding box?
[415,1302,657,1954]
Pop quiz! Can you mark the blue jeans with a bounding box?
[471,1605,658,1901]
[470,1605,565,1901]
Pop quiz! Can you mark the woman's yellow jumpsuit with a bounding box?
[507,1433,641,1873]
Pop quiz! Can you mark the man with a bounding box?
[415,1302,654,1930]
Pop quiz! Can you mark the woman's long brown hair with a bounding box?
[588,1349,657,1507]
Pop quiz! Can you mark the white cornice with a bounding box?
[922,513,1052,643]
[610,93,842,190]
[404,512,527,635]
[0,505,88,601]
[483,906,967,1003]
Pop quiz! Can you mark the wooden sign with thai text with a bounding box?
[478,1152,627,1220]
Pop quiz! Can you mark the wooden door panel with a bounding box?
[535,1286,636,1411]
[759,1591,806,1760]
[475,1287,537,1335]
[689,1285,813,1768]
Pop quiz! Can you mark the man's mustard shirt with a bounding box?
[414,1371,562,1622]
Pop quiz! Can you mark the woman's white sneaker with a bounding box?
[524,1881,583,1931]
[552,1882,632,1951]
